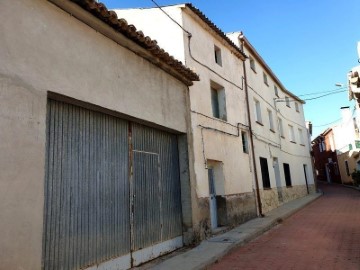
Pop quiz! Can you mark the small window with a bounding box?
[210,82,227,121]
[285,97,290,107]
[268,109,275,132]
[254,99,262,124]
[260,157,271,188]
[250,56,256,72]
[298,128,305,145]
[241,131,249,153]
[274,85,279,97]
[345,160,350,176]
[278,118,284,138]
[289,125,295,142]
[214,45,222,66]
[283,163,292,186]
[295,102,300,112]
[263,72,268,86]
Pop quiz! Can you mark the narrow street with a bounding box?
[209,182,360,270]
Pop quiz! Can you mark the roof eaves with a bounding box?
[52,0,199,85]
[239,33,305,104]
[183,3,247,61]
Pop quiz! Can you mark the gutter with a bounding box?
[239,35,263,217]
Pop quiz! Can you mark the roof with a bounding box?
[236,32,305,104]
[182,3,247,61]
[53,0,199,85]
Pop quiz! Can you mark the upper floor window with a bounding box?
[268,109,275,132]
[263,72,268,86]
[278,118,285,138]
[210,81,227,121]
[254,99,262,124]
[285,96,291,107]
[295,102,300,112]
[289,124,296,143]
[214,45,222,66]
[241,131,249,153]
[274,85,279,97]
[250,56,256,72]
[298,128,305,145]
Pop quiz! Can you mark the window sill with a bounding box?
[286,185,293,188]
[264,82,269,87]
[251,68,257,73]
[281,136,285,139]
[290,141,296,144]
[270,129,276,133]
[286,105,291,108]
[263,187,272,190]
[300,143,305,146]
[256,121,263,126]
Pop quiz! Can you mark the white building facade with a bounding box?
[0,0,199,269]
[115,5,258,238]
[228,33,316,213]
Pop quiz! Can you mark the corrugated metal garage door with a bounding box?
[43,100,183,270]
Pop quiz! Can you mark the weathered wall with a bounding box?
[115,6,255,238]
[228,32,315,214]
[0,1,191,269]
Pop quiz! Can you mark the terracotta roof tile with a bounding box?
[70,0,200,82]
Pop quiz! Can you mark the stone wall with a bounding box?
[260,184,315,213]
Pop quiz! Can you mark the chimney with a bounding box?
[341,106,351,124]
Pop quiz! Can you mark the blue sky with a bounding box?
[102,0,360,138]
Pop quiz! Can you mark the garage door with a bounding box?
[42,100,183,270]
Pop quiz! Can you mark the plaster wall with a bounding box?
[228,33,315,212]
[115,6,255,233]
[0,1,191,269]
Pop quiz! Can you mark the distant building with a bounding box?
[312,128,342,183]
[311,106,360,185]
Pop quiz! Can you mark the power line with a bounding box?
[298,86,347,97]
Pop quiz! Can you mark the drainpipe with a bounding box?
[239,34,263,217]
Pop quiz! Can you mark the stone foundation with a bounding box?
[190,192,257,243]
[260,184,315,213]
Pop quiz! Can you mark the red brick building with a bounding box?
[312,128,342,183]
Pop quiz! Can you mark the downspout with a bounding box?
[240,34,263,217]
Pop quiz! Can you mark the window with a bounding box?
[298,128,305,145]
[345,160,350,176]
[274,85,279,97]
[295,102,300,112]
[214,45,222,66]
[210,82,227,121]
[268,109,275,132]
[250,56,256,72]
[283,163,292,186]
[319,140,325,152]
[278,118,284,138]
[241,131,249,153]
[285,96,290,107]
[263,72,268,86]
[254,99,262,124]
[289,125,295,142]
[260,157,271,188]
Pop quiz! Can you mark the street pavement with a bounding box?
[209,182,360,270]
[140,187,322,270]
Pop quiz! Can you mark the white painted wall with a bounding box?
[228,32,314,194]
[115,6,254,201]
[0,1,191,269]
